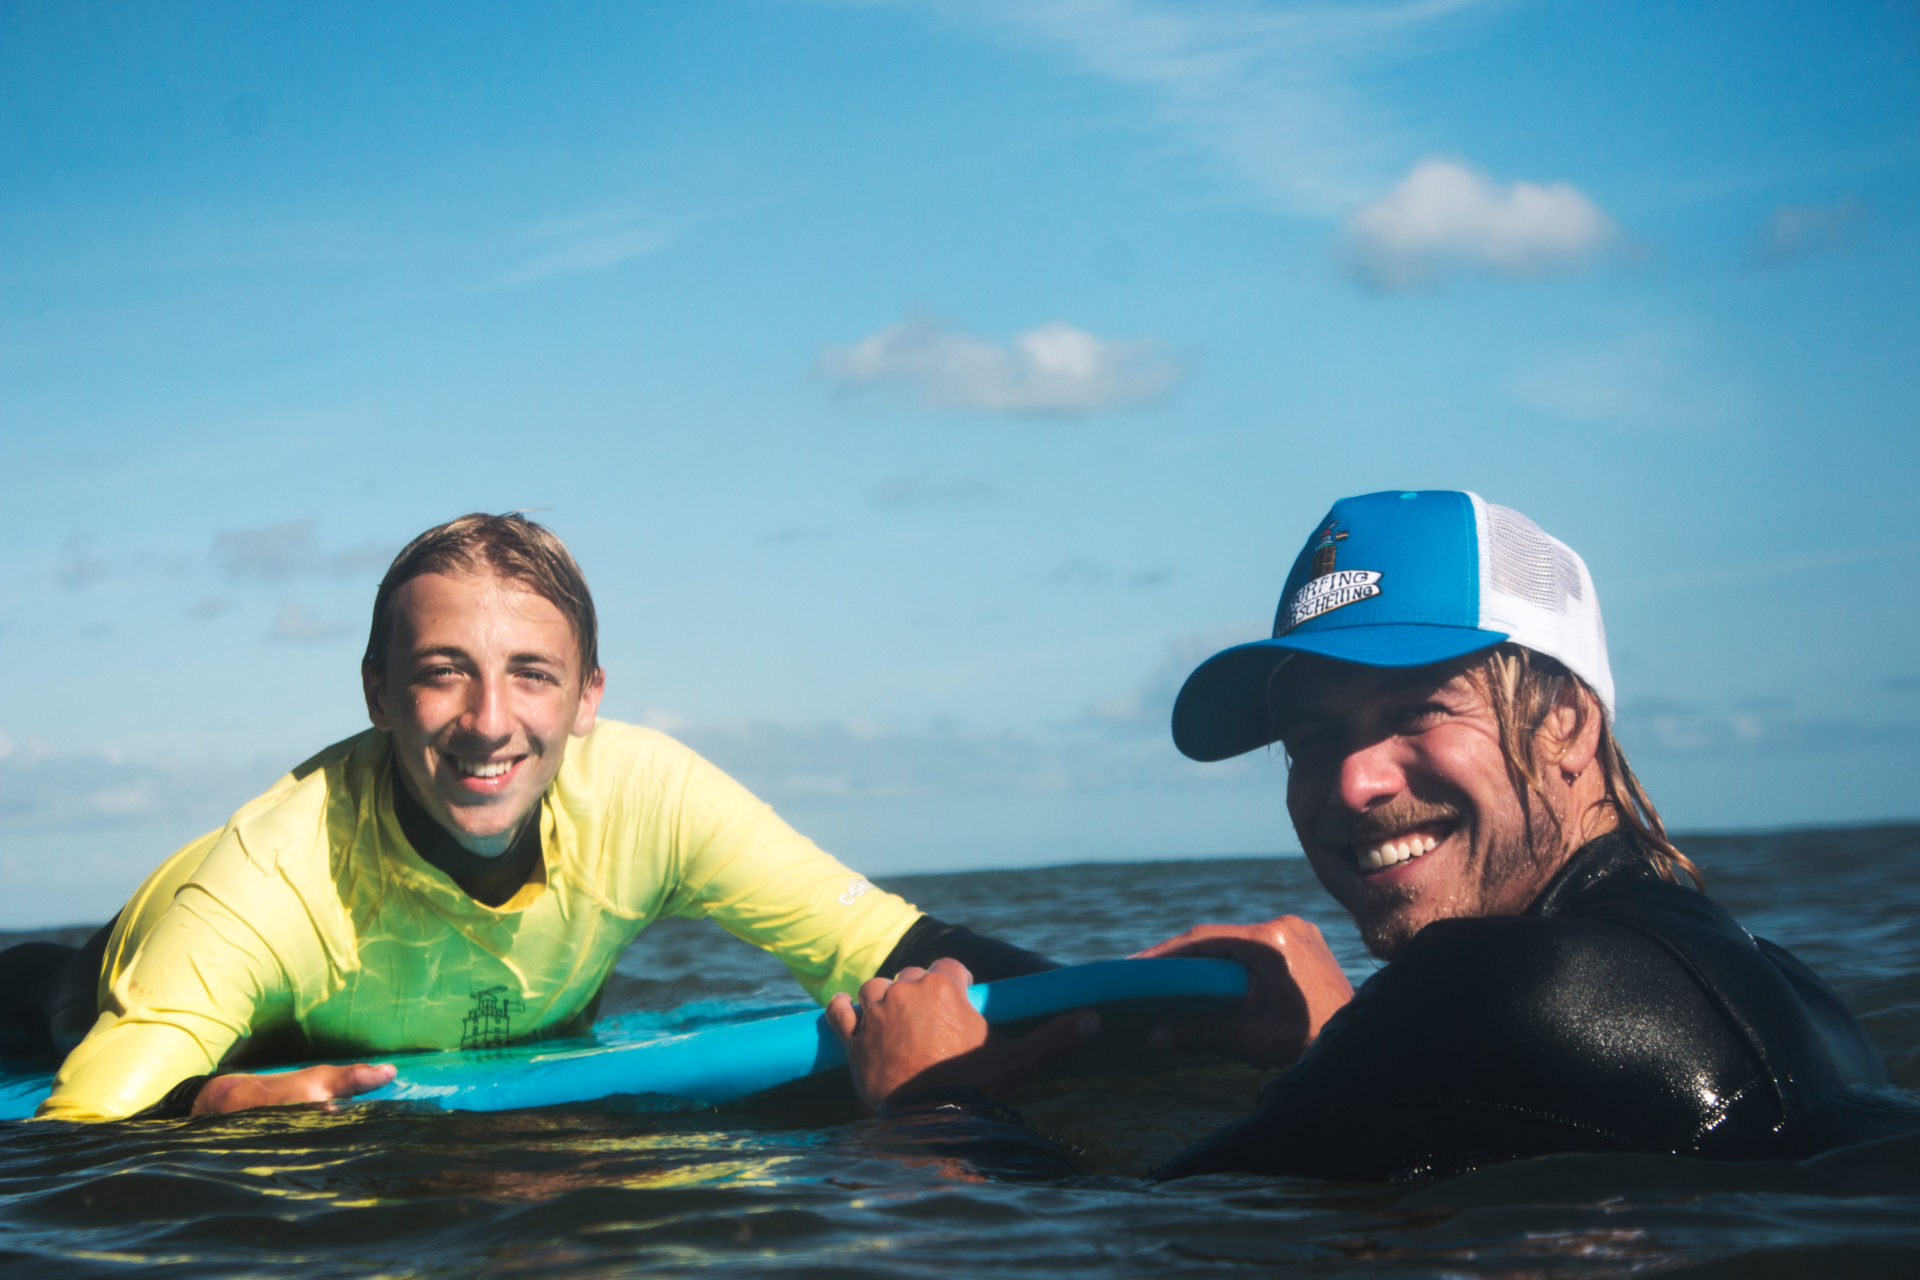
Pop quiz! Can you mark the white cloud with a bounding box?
[1754,196,1868,266]
[934,0,1495,216]
[818,318,1181,415]
[1345,157,1617,291]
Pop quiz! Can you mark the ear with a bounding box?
[1542,683,1604,779]
[363,661,392,731]
[571,666,606,738]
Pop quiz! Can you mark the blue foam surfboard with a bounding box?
[0,959,1248,1121]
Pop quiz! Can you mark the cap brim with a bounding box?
[1170,624,1510,762]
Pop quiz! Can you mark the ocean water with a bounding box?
[3,824,1918,1277]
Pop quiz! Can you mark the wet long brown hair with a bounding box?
[1477,643,1702,887]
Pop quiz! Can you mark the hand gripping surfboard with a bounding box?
[365,958,1249,1112]
[0,958,1248,1120]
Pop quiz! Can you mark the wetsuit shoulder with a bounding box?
[1155,911,1782,1182]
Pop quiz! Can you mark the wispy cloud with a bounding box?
[760,525,837,546]
[870,472,995,508]
[1049,557,1112,587]
[1046,558,1173,589]
[1753,196,1869,267]
[1621,696,1920,756]
[818,317,1182,415]
[1506,330,1746,430]
[489,210,681,290]
[268,600,352,644]
[0,736,276,831]
[56,536,117,591]
[1344,157,1617,292]
[1612,538,1920,599]
[211,519,391,585]
[934,0,1496,216]
[1079,625,1268,739]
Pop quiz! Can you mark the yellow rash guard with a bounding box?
[39,721,920,1122]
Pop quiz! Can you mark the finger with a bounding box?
[303,1063,376,1100]
[1133,934,1250,962]
[891,966,928,984]
[858,975,894,1005]
[339,1063,397,1097]
[926,956,974,988]
[825,992,858,1042]
[988,1011,1101,1094]
[1147,1015,1249,1059]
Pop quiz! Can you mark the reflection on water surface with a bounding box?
[4,827,1919,1277]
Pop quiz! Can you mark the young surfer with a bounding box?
[3,513,1052,1121]
[830,490,1901,1179]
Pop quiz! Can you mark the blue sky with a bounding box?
[3,0,1917,926]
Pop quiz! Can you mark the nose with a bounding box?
[459,673,512,742]
[1331,734,1406,814]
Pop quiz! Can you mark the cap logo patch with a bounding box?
[1281,521,1381,633]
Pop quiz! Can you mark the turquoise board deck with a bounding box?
[0,959,1248,1121]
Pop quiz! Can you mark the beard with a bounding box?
[1310,793,1555,961]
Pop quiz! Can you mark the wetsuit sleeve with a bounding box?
[656,746,924,1004]
[35,835,316,1123]
[1152,915,1782,1182]
[878,916,1060,983]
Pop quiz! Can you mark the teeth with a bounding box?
[454,758,512,779]
[1357,833,1440,871]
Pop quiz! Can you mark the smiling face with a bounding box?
[362,569,604,856]
[1274,654,1580,959]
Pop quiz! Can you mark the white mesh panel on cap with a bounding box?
[1487,503,1583,608]
[1468,494,1615,718]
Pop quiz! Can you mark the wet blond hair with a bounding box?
[363,512,599,684]
[1476,643,1702,887]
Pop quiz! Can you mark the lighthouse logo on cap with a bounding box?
[1280,520,1382,634]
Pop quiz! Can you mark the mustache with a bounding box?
[1314,798,1462,849]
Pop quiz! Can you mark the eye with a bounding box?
[1391,701,1448,732]
[1281,725,1342,767]
[515,668,561,686]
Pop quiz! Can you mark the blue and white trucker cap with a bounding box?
[1171,489,1613,762]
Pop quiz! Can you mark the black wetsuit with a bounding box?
[1152,832,1900,1180]
[900,833,1907,1182]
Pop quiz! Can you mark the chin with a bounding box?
[1354,906,1427,961]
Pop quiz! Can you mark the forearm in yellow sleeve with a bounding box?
[664,751,921,1003]
[37,888,290,1122]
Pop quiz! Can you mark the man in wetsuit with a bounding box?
[828,489,1899,1180]
[3,513,1051,1121]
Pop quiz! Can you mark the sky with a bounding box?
[2,0,1917,927]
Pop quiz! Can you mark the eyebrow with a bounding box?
[406,646,568,667]
[1274,666,1451,731]
[408,645,472,665]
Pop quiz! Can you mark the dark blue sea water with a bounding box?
[3,824,1918,1277]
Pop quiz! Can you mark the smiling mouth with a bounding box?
[449,755,521,781]
[1351,826,1448,873]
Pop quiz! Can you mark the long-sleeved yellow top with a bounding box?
[40,721,920,1121]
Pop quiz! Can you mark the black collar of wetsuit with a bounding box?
[1524,828,1665,917]
[387,758,544,907]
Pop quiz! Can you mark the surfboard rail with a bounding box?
[0,958,1249,1120]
